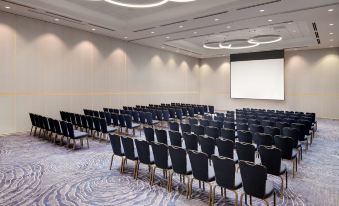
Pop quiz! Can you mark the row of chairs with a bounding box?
[29,113,89,149]
[109,134,297,205]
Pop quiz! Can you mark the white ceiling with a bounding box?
[0,0,338,58]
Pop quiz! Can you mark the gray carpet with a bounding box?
[1,119,339,206]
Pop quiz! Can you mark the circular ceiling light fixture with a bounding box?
[248,35,282,44]
[103,0,195,8]
[203,42,225,50]
[219,39,259,50]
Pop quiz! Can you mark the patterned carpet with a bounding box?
[1,119,339,206]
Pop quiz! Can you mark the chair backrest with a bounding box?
[248,119,260,126]
[48,118,55,133]
[210,120,223,130]
[118,114,126,127]
[139,112,146,124]
[53,119,62,135]
[86,116,94,130]
[183,133,198,151]
[60,121,69,137]
[282,127,300,148]
[236,142,255,162]
[169,146,188,175]
[121,136,137,160]
[274,135,294,160]
[237,123,249,131]
[216,138,234,159]
[42,116,49,130]
[253,133,273,148]
[192,124,205,136]
[162,110,170,121]
[258,145,282,176]
[29,113,36,126]
[135,139,152,165]
[93,117,101,132]
[224,121,235,130]
[199,135,216,158]
[131,111,139,123]
[93,111,99,117]
[111,113,119,126]
[176,109,183,120]
[75,114,82,127]
[250,124,264,134]
[81,115,88,129]
[144,127,155,142]
[145,112,154,125]
[156,110,163,121]
[109,134,124,156]
[291,123,307,141]
[237,130,253,144]
[205,126,219,139]
[124,115,133,129]
[276,121,290,133]
[212,155,237,189]
[188,118,198,125]
[169,121,179,132]
[264,126,280,138]
[239,161,267,198]
[99,118,108,133]
[181,123,191,134]
[261,120,274,127]
[208,105,214,114]
[150,142,169,169]
[168,108,176,118]
[169,131,182,147]
[66,122,75,138]
[104,112,112,125]
[188,150,210,181]
[200,119,210,127]
[70,113,76,125]
[99,111,105,119]
[188,107,195,117]
[155,129,168,145]
[220,128,236,142]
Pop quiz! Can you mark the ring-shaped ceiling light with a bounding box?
[248,35,282,44]
[104,0,195,8]
[203,42,225,50]
[219,39,260,50]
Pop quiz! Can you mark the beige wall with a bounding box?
[0,12,200,134]
[200,48,339,119]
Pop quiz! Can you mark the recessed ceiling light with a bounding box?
[5,6,10,9]
[328,9,334,12]
[288,22,292,25]
[330,39,334,41]
[226,26,231,29]
[179,25,184,28]
[260,9,265,12]
[124,36,128,39]
[176,49,180,52]
[161,46,165,49]
[330,45,334,48]
[54,18,59,21]
[329,32,334,35]
[268,19,273,22]
[214,18,220,21]
[166,36,170,39]
[193,31,198,34]
[92,28,96,31]
[104,0,196,8]
[293,30,296,33]
[151,31,155,34]
[329,23,334,26]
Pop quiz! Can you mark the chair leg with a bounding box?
[211,185,217,205]
[292,160,295,177]
[286,171,288,188]
[240,193,244,206]
[73,139,76,150]
[109,154,114,170]
[189,178,194,199]
[30,126,34,136]
[168,171,174,192]
[87,137,89,148]
[274,191,276,206]
[186,176,190,199]
[151,167,156,186]
[134,160,139,179]
[232,190,238,206]
[279,175,284,197]
[120,157,125,173]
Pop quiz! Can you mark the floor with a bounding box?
[1,119,339,206]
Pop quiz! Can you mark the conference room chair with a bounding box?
[188,118,199,125]
[187,150,215,205]
[144,127,155,142]
[92,117,102,138]
[118,114,127,132]
[276,122,290,133]
[168,121,179,132]
[220,128,236,142]
[253,133,273,148]
[203,115,213,121]
[66,122,89,149]
[250,124,264,135]
[224,121,236,130]
[261,120,275,127]
[282,127,303,160]
[200,119,210,127]
[145,112,160,127]
[210,120,223,131]
[150,142,172,190]
[80,115,88,132]
[169,131,182,147]
[216,138,238,163]
[110,113,119,127]
[264,126,280,142]
[85,115,95,136]
[40,116,50,139]
[155,129,168,145]
[187,107,196,117]
[181,123,191,134]
[131,111,140,124]
[75,114,82,129]
[176,108,184,121]
[135,139,154,182]
[237,130,253,144]
[183,133,198,151]
[298,119,314,144]
[211,155,242,205]
[198,106,205,116]
[205,126,219,139]
[99,118,117,140]
[29,113,37,136]
[199,135,216,160]
[181,107,188,117]
[92,110,99,118]
[239,161,276,206]
[192,124,205,136]
[168,146,192,196]
[53,119,63,144]
[215,112,225,118]
[236,142,256,163]
[291,123,309,150]
[47,118,56,140]
[248,119,260,126]
[121,136,139,178]
[208,105,214,114]
[258,146,288,196]
[156,110,164,123]
[124,115,140,136]
[60,121,69,146]
[274,135,298,177]
[237,123,249,131]
[163,110,174,122]
[139,112,147,126]
[109,134,125,173]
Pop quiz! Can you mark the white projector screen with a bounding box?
[231,58,285,100]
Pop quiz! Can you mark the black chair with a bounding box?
[198,135,216,159]
[253,133,273,148]
[211,155,242,204]
[29,113,37,136]
[205,126,219,139]
[261,120,275,127]
[169,131,182,147]
[125,115,140,136]
[239,161,276,206]
[168,146,192,196]
[144,127,155,142]
[259,145,288,196]
[250,124,264,134]
[274,135,298,177]
[48,118,56,139]
[282,127,302,160]
[168,121,179,132]
[237,123,249,131]
[236,142,255,163]
[181,123,191,134]
[118,114,126,132]
[220,128,236,142]
[145,112,160,127]
[53,119,63,144]
[188,118,198,125]
[60,121,69,146]
[276,122,290,133]
[163,110,174,122]
[93,117,101,138]
[200,119,210,127]
[155,129,168,145]
[264,126,280,142]
[111,113,119,127]
[150,142,172,190]
[216,138,237,162]
[210,120,223,131]
[135,139,154,182]
[109,134,125,173]
[176,108,183,121]
[99,118,117,140]
[80,115,88,132]
[291,123,309,150]
[192,124,205,136]
[75,114,82,129]
[121,136,139,178]
[187,150,215,204]
[183,133,198,151]
[224,121,236,130]
[66,122,89,149]
[237,130,253,144]
[248,119,260,126]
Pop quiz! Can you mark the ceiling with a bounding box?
[0,0,338,58]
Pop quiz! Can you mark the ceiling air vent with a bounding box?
[237,0,282,11]
[193,10,228,20]
[1,0,36,10]
[133,27,157,32]
[160,20,187,27]
[312,22,321,44]
[88,23,115,32]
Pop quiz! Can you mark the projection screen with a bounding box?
[230,50,285,100]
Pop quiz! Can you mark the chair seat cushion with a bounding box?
[280,163,287,175]
[152,120,160,124]
[73,130,88,139]
[132,123,140,128]
[234,173,242,189]
[292,149,298,159]
[263,180,274,198]
[168,118,174,121]
[207,165,215,181]
[107,126,117,133]
[186,159,192,175]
